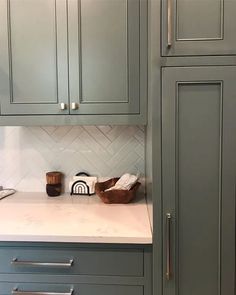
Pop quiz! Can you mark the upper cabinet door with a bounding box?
[68,0,146,115]
[0,0,69,115]
[162,0,236,56]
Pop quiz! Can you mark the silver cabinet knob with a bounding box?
[60,103,67,110]
[71,102,78,110]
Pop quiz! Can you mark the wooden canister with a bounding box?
[46,171,62,196]
[46,171,62,185]
[46,183,61,197]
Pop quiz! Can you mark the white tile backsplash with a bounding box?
[0,126,145,192]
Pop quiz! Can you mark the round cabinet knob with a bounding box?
[71,102,78,110]
[60,103,67,110]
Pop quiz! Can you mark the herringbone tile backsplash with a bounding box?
[0,126,145,192]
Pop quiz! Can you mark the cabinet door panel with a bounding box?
[177,83,220,295]
[68,0,143,115]
[162,67,236,295]
[0,0,69,115]
[81,0,128,103]
[162,0,236,56]
[176,0,222,40]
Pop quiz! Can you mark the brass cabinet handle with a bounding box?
[167,0,172,47]
[12,288,74,295]
[166,213,171,280]
[11,258,74,268]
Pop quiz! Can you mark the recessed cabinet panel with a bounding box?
[81,0,128,103]
[0,0,69,115]
[177,83,221,295]
[177,0,222,40]
[162,0,236,56]
[10,0,57,103]
[162,67,236,295]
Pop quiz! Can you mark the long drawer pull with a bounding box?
[12,288,74,295]
[11,258,74,268]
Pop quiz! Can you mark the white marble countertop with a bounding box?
[0,192,152,244]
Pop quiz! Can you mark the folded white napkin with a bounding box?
[105,173,138,191]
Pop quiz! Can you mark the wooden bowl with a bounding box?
[95,178,141,204]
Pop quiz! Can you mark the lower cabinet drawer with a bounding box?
[0,246,143,277]
[0,283,143,295]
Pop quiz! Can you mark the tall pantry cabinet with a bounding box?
[148,1,236,295]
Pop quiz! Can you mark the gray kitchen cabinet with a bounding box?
[0,242,152,295]
[162,0,236,56]
[161,66,236,295]
[0,0,147,123]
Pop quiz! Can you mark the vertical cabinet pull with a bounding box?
[167,0,172,47]
[12,288,74,295]
[166,213,172,280]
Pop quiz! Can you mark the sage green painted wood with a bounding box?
[68,0,146,115]
[0,283,143,295]
[162,0,236,56]
[143,247,153,295]
[0,273,145,285]
[146,1,162,295]
[0,0,69,115]
[0,242,149,249]
[139,0,148,125]
[162,66,236,295]
[0,246,143,276]
[0,113,146,125]
[161,56,236,67]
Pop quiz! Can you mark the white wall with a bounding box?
[0,126,145,192]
